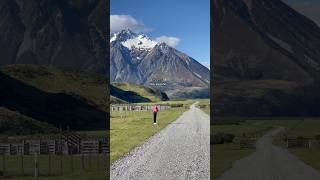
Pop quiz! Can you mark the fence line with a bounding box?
[0,133,109,156]
[0,154,108,177]
[111,104,172,111]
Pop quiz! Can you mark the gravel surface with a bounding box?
[219,127,320,180]
[111,103,210,180]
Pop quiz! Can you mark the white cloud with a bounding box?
[155,36,181,48]
[110,15,150,34]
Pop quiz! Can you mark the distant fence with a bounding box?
[111,104,171,112]
[240,138,256,149]
[0,133,109,156]
[287,138,320,149]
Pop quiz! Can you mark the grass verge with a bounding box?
[197,99,210,115]
[0,155,108,180]
[211,121,273,179]
[110,107,186,163]
[273,119,320,171]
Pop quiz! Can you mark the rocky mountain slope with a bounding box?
[212,0,320,117]
[0,0,107,74]
[110,29,210,99]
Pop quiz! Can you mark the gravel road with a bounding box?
[111,103,210,180]
[219,127,320,180]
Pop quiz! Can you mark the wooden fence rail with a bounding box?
[111,104,171,111]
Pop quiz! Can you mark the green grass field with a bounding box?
[0,155,108,180]
[197,99,210,114]
[273,119,320,171]
[110,107,187,163]
[211,121,273,179]
[211,119,320,179]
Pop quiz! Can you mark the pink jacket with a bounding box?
[153,106,159,113]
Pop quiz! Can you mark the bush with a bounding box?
[211,132,235,144]
[223,133,235,143]
[211,133,224,144]
[171,104,184,108]
[315,135,320,141]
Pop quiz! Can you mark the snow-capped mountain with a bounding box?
[110,29,210,99]
[111,29,157,50]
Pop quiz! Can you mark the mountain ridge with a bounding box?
[213,0,320,117]
[0,0,107,74]
[110,29,210,99]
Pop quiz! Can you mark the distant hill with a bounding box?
[111,82,169,103]
[0,64,107,133]
[1,64,107,110]
[212,0,320,118]
[0,107,58,135]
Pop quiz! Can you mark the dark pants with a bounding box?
[153,112,157,123]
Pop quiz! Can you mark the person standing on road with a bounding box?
[153,105,159,125]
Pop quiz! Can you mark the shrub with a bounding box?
[211,132,236,144]
[211,133,224,144]
[223,133,235,143]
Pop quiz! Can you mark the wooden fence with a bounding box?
[111,104,171,111]
[240,138,256,149]
[287,138,320,149]
[0,135,109,156]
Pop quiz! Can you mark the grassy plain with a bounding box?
[110,106,187,163]
[273,119,320,171]
[211,121,273,179]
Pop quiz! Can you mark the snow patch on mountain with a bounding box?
[121,35,157,50]
[110,29,157,50]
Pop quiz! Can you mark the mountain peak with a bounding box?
[154,42,172,53]
[111,29,137,42]
[111,29,157,50]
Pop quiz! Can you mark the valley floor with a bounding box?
[212,120,320,180]
[218,127,320,180]
[111,103,210,180]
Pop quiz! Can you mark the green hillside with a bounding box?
[0,107,58,135]
[110,82,169,103]
[0,65,107,133]
[1,64,107,110]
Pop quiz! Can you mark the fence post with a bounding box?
[2,155,5,175]
[21,155,24,176]
[60,155,63,175]
[34,153,38,180]
[71,155,74,173]
[48,154,51,176]
[82,154,85,170]
[96,154,99,169]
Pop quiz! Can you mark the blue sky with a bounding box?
[110,0,210,68]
